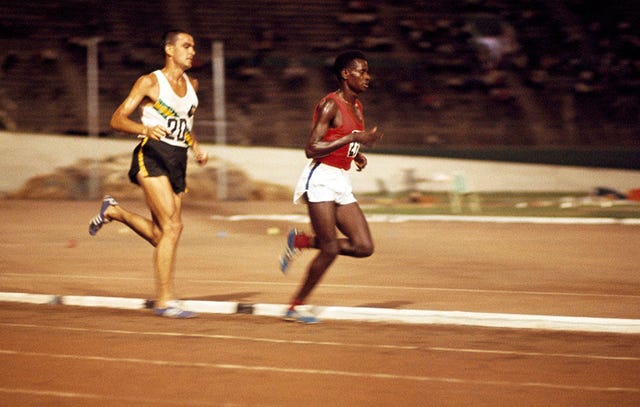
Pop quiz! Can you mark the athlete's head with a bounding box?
[162,29,191,50]
[162,29,195,69]
[333,50,367,82]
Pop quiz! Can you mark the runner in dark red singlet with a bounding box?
[280,50,383,323]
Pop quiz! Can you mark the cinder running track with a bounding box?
[1,199,639,406]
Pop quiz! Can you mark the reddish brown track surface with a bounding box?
[1,199,639,406]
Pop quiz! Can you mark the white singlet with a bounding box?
[140,70,198,148]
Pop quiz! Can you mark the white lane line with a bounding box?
[1,349,638,393]
[3,292,640,333]
[428,347,640,362]
[0,323,418,350]
[306,306,640,333]
[211,214,640,225]
[3,274,639,300]
[0,387,217,406]
[3,322,638,361]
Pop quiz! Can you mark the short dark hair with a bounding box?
[162,29,190,48]
[333,50,367,81]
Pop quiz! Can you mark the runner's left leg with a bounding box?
[137,174,184,309]
[291,201,339,304]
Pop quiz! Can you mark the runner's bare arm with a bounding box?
[184,76,207,165]
[304,99,382,159]
[110,74,167,139]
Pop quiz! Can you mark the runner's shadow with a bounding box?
[355,300,413,309]
[184,292,262,302]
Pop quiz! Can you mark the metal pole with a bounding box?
[86,37,101,138]
[212,40,227,201]
[85,37,102,199]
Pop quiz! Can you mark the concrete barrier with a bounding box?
[2,131,639,195]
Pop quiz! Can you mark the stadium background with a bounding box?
[1,3,640,405]
[0,0,638,169]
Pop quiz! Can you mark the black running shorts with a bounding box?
[128,138,188,194]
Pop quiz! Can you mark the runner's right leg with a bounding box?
[137,174,184,310]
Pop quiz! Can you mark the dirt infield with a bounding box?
[1,199,640,406]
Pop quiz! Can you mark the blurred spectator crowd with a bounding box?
[0,0,637,147]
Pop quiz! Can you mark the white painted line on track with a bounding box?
[3,274,639,300]
[0,387,217,406]
[61,295,146,309]
[310,305,640,333]
[6,322,638,360]
[1,323,418,350]
[2,292,640,334]
[0,292,59,304]
[180,300,238,314]
[211,214,640,225]
[1,349,638,393]
[428,347,640,361]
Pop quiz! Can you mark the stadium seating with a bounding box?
[0,0,637,147]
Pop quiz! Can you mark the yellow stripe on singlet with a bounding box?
[153,99,193,147]
[137,137,149,177]
[185,130,193,147]
[153,99,178,119]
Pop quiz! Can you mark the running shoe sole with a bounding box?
[154,307,197,319]
[283,309,319,324]
[89,195,118,236]
[279,228,299,274]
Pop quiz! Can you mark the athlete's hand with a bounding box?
[352,126,383,147]
[354,153,367,171]
[146,125,169,141]
[195,150,208,166]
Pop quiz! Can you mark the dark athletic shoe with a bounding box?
[283,308,319,324]
[154,306,197,319]
[279,228,304,274]
[88,195,118,236]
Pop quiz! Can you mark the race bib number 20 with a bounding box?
[166,117,188,142]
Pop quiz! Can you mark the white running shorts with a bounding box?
[293,161,357,205]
